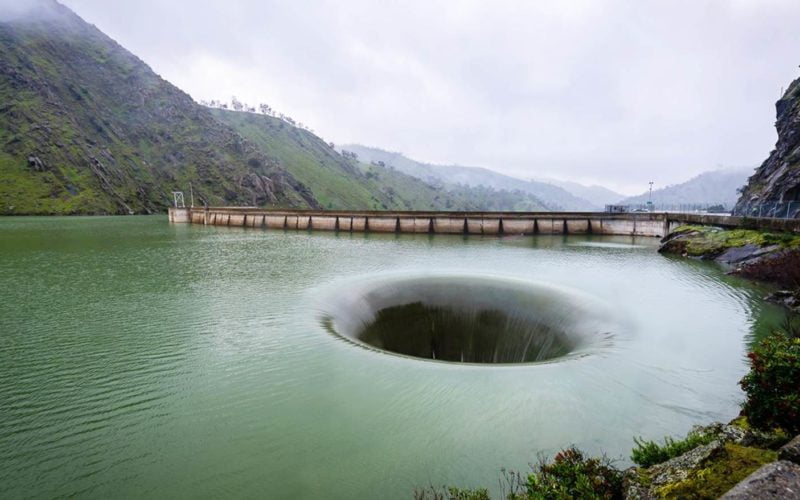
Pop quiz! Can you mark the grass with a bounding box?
[631,431,717,467]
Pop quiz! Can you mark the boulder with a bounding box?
[779,436,800,465]
[765,290,800,310]
[721,460,800,499]
[27,155,47,171]
[716,244,780,265]
[647,439,727,486]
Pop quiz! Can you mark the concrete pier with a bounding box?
[168,207,800,237]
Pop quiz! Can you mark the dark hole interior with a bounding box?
[355,301,575,363]
[321,275,614,365]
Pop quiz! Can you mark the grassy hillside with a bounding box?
[211,109,390,210]
[0,0,315,214]
[215,109,548,211]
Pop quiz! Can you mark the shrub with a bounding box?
[511,447,623,500]
[631,431,716,468]
[740,332,800,435]
[413,486,489,500]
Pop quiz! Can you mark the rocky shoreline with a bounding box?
[659,225,800,311]
[624,420,799,499]
[641,224,800,498]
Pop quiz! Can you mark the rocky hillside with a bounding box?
[735,77,800,213]
[341,144,596,211]
[0,0,321,214]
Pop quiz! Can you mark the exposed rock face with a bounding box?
[721,461,800,499]
[734,77,800,215]
[716,244,779,265]
[645,439,727,487]
[623,422,788,499]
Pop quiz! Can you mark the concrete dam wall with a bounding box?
[168,207,800,236]
[169,207,800,236]
[169,208,674,237]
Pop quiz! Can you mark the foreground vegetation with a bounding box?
[631,431,716,468]
[418,322,800,499]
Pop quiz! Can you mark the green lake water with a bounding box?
[0,216,784,499]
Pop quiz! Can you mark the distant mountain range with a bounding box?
[618,168,752,208]
[531,179,624,208]
[341,145,599,211]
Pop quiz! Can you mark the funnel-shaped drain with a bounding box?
[321,275,616,365]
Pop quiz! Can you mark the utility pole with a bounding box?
[189,183,194,208]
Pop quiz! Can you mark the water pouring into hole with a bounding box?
[319,274,618,364]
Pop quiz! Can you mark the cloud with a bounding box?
[61,0,800,194]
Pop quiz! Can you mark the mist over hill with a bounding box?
[618,168,752,208]
[532,179,624,208]
[341,145,598,211]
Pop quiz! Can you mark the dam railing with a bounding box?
[168,207,800,237]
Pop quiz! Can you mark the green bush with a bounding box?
[446,487,490,500]
[511,447,623,500]
[413,486,490,500]
[631,431,716,468]
[740,332,800,435]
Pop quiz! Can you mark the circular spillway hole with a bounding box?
[320,275,617,364]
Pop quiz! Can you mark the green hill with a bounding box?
[211,108,440,211]
[214,109,548,211]
[0,0,316,214]
[0,0,549,215]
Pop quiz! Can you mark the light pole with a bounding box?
[648,181,654,211]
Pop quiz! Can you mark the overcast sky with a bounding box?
[58,0,800,194]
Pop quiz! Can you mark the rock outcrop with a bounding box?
[623,422,786,499]
[721,461,800,499]
[734,77,800,215]
[658,226,800,303]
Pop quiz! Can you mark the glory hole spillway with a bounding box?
[0,214,785,499]
[321,275,617,364]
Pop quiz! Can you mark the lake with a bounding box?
[0,216,783,499]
